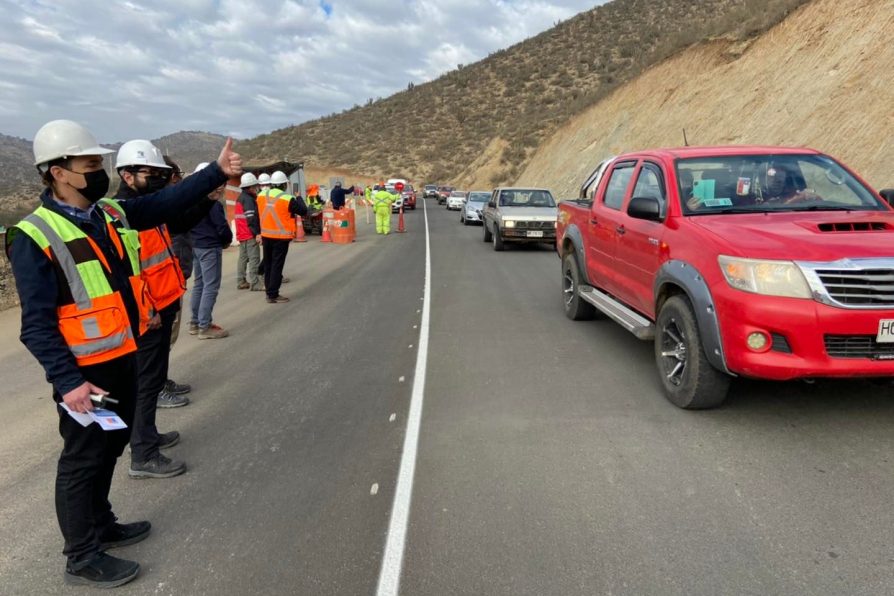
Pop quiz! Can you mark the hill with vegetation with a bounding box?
[237,0,810,187]
[516,0,893,197]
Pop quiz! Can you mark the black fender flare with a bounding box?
[654,260,730,374]
[560,224,590,285]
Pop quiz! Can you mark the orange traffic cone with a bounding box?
[397,204,406,233]
[293,217,307,243]
[321,218,332,243]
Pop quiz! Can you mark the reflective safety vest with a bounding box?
[139,225,185,312]
[258,188,297,239]
[372,190,395,210]
[12,199,143,365]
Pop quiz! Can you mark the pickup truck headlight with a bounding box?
[718,256,812,299]
[502,219,516,228]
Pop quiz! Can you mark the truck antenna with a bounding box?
[682,129,689,147]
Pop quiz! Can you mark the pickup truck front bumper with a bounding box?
[715,290,894,380]
[501,228,556,242]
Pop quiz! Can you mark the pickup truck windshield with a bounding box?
[498,190,556,207]
[677,154,882,215]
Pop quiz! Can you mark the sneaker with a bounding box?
[158,431,180,450]
[266,295,290,303]
[99,520,151,550]
[250,286,264,292]
[65,552,140,588]
[129,454,186,479]
[282,277,291,283]
[237,282,250,290]
[188,322,199,335]
[157,389,189,408]
[164,379,191,395]
[197,324,229,339]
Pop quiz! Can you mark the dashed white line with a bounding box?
[376,194,432,596]
[371,483,379,496]
[389,413,397,422]
[398,376,405,383]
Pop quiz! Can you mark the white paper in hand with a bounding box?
[60,403,93,427]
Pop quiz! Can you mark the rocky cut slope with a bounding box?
[238,0,811,188]
[515,0,894,196]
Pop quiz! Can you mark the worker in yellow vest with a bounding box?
[372,185,397,234]
[5,119,242,588]
[256,171,307,303]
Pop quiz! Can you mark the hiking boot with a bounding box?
[237,282,250,290]
[157,389,189,408]
[197,324,229,339]
[64,552,140,588]
[99,520,151,550]
[266,295,290,303]
[129,454,186,479]
[188,322,199,335]
[250,285,264,292]
[164,379,191,395]
[158,431,180,450]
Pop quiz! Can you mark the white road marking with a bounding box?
[389,413,397,422]
[376,194,432,596]
[371,483,379,495]
[409,344,413,349]
[398,376,405,383]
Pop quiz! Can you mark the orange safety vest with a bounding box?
[258,188,297,239]
[11,200,143,365]
[139,225,186,312]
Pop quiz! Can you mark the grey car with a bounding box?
[481,187,558,251]
[461,191,490,225]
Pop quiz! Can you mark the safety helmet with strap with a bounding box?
[32,120,114,169]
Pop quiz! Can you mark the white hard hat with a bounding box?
[193,162,210,173]
[240,172,259,188]
[115,139,170,171]
[33,119,113,167]
[270,171,288,185]
[258,173,271,185]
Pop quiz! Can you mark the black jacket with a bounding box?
[328,185,355,209]
[7,162,228,396]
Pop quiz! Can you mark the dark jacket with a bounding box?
[237,191,261,237]
[189,200,232,249]
[329,185,355,210]
[6,162,228,396]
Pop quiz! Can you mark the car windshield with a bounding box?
[450,191,465,197]
[498,190,556,207]
[425,185,436,190]
[438,186,453,192]
[678,154,882,215]
[467,192,490,203]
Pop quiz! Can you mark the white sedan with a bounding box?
[446,191,467,210]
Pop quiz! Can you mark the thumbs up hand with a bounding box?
[216,137,243,177]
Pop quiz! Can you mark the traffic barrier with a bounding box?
[293,216,307,243]
[330,208,356,244]
[321,218,332,243]
[397,204,406,233]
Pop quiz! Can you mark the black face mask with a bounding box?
[65,168,110,204]
[142,175,168,194]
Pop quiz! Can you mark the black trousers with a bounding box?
[262,238,290,299]
[54,355,137,568]
[130,305,177,463]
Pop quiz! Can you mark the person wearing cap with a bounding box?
[5,120,241,588]
[328,180,355,211]
[187,162,233,338]
[257,170,307,303]
[235,172,262,291]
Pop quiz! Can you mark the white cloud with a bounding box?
[0,0,604,142]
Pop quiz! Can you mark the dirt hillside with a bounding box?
[513,0,894,197]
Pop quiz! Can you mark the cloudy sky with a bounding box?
[0,0,604,143]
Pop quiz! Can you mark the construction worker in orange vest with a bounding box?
[5,119,242,588]
[115,139,218,480]
[257,170,307,303]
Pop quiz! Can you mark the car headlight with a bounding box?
[718,256,812,298]
[503,219,516,228]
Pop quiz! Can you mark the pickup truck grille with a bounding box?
[825,335,894,359]
[514,221,554,229]
[814,268,894,306]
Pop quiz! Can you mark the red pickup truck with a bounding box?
[557,146,894,409]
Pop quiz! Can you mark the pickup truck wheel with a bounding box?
[562,253,595,320]
[655,295,730,409]
[492,225,505,251]
[483,222,493,242]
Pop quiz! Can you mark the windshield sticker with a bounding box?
[736,177,751,196]
[703,198,733,207]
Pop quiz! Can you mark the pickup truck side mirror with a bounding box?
[488,200,496,208]
[880,189,894,205]
[627,196,662,222]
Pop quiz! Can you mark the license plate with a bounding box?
[526,230,544,238]
[877,319,894,343]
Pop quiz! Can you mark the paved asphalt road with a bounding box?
[0,199,893,595]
